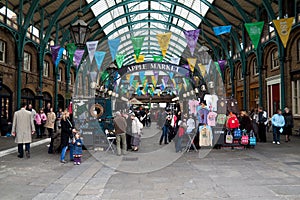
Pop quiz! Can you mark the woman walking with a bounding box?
[60,111,75,163]
[130,113,143,151]
[283,107,294,142]
[45,107,56,154]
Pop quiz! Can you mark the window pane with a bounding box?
[43,61,49,77]
[0,40,5,62]
[24,52,31,71]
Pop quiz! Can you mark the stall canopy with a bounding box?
[128,98,143,105]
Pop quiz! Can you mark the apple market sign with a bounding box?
[117,62,190,77]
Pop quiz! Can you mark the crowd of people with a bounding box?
[11,102,83,165]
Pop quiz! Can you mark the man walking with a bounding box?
[12,103,35,158]
[113,111,127,156]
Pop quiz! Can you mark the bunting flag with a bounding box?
[214,61,223,79]
[244,21,264,49]
[139,71,145,83]
[66,43,77,64]
[94,51,106,70]
[132,80,139,90]
[184,78,190,88]
[108,38,121,61]
[153,71,159,80]
[86,41,98,63]
[218,60,226,73]
[129,75,135,86]
[156,32,172,57]
[116,53,125,69]
[101,71,109,82]
[131,36,145,59]
[55,47,65,68]
[183,78,188,91]
[169,72,174,80]
[187,58,197,73]
[153,55,163,62]
[126,74,131,81]
[162,76,169,87]
[184,29,200,56]
[172,79,176,87]
[198,63,206,77]
[273,17,294,48]
[50,45,60,64]
[151,75,157,87]
[170,57,180,65]
[206,60,212,75]
[213,25,232,36]
[134,54,145,63]
[74,49,85,68]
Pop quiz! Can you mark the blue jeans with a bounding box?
[160,125,169,144]
[175,135,182,152]
[60,146,68,161]
[69,142,74,160]
[272,126,281,142]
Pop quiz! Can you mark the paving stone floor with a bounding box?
[0,123,300,200]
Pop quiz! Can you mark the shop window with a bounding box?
[43,60,49,77]
[23,51,31,72]
[271,49,279,70]
[292,80,300,115]
[0,40,6,63]
[58,68,62,81]
[253,58,258,75]
[297,38,300,61]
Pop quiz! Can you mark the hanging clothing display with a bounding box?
[197,107,209,125]
[207,111,218,127]
[188,100,199,115]
[199,125,213,146]
[216,114,227,126]
[217,98,227,114]
[204,94,218,111]
[227,98,239,114]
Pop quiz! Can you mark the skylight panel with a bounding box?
[187,12,201,27]
[99,12,112,26]
[90,0,108,16]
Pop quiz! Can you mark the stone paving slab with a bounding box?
[1,124,300,199]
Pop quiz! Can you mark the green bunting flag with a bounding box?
[244,21,264,49]
[116,54,125,69]
[66,43,77,64]
[153,55,163,62]
[131,36,145,59]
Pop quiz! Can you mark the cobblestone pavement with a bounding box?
[1,123,300,200]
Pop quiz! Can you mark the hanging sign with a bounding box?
[273,17,294,48]
[244,21,264,49]
[184,29,200,56]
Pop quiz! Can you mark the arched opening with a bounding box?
[57,94,65,111]
[42,92,52,109]
[21,88,35,109]
[0,85,12,136]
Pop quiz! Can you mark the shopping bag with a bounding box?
[233,128,242,139]
[249,131,256,146]
[241,134,249,145]
[225,132,233,144]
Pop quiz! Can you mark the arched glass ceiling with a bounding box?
[87,0,214,65]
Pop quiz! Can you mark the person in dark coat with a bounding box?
[60,111,75,163]
[73,132,83,165]
[283,107,294,142]
[239,111,253,133]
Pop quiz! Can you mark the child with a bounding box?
[73,132,83,165]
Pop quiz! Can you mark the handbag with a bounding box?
[233,128,242,139]
[249,131,256,146]
[241,133,249,145]
[225,132,233,144]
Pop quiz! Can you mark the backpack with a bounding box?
[227,115,239,129]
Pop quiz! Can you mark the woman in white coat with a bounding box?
[130,113,143,151]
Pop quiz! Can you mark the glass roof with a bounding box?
[87,0,214,65]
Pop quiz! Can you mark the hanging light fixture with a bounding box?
[70,1,91,49]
